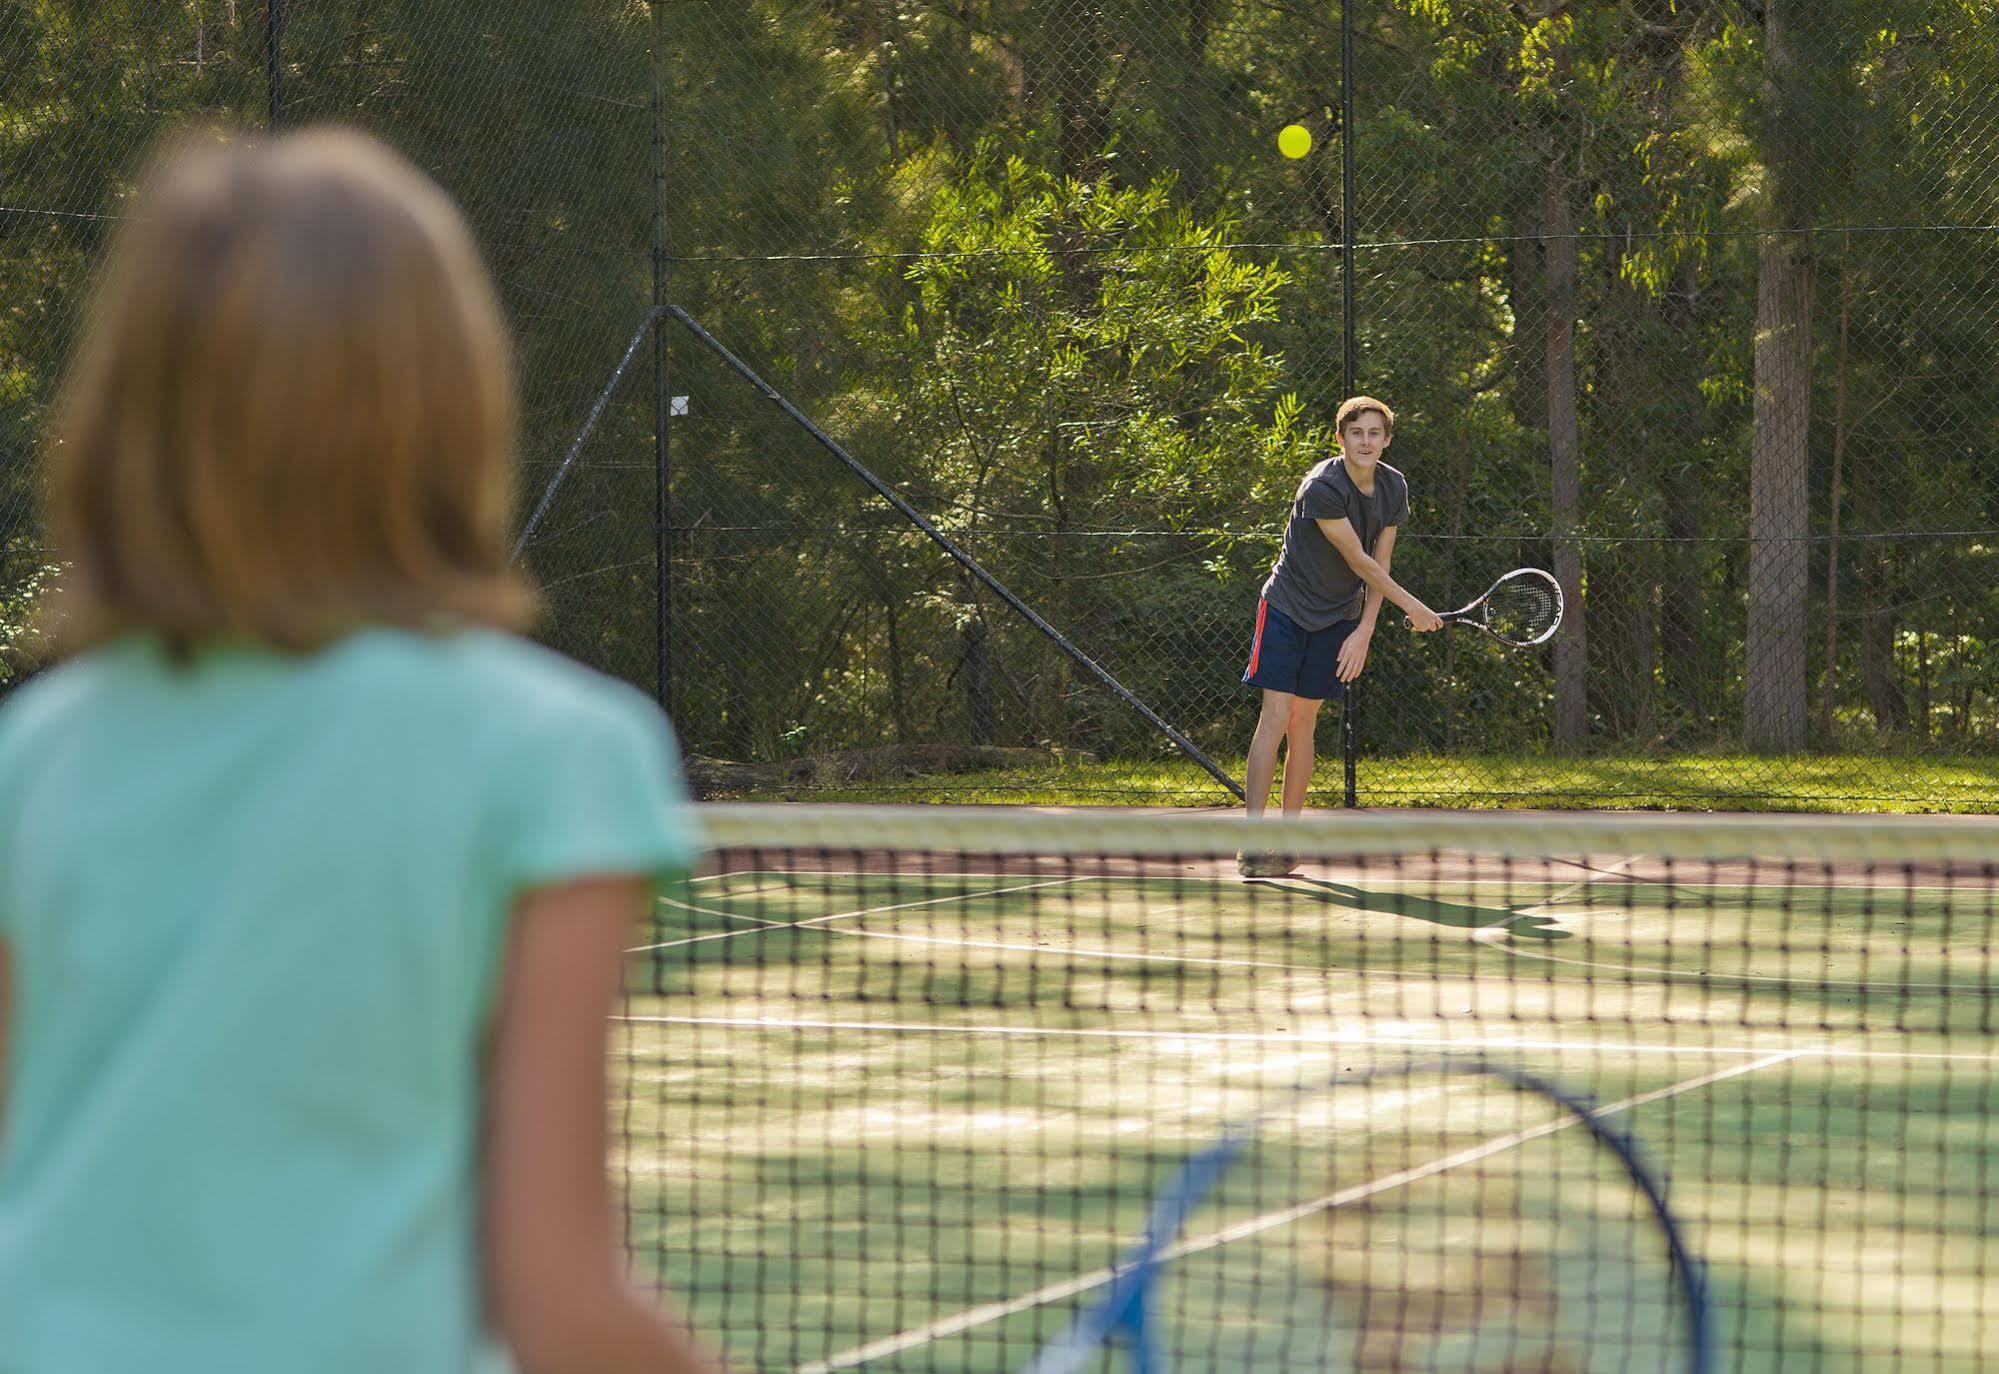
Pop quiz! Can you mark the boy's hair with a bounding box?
[1334,395,1395,436]
[47,127,535,657]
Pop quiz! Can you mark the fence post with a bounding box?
[1340,0,1361,809]
[265,0,284,128]
[651,0,674,720]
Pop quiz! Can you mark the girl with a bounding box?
[0,129,723,1374]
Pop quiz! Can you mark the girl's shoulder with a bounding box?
[0,640,148,758]
[357,628,663,737]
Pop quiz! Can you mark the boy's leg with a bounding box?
[1268,617,1348,826]
[1279,696,1327,815]
[1245,688,1295,821]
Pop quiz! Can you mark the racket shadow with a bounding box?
[1256,877,1575,942]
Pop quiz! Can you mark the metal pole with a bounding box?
[651,0,673,719]
[666,305,1247,802]
[266,0,283,129]
[1340,0,1361,809]
[512,309,662,565]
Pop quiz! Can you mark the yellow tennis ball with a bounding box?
[1278,124,1312,159]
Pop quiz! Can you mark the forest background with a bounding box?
[3,1,1995,809]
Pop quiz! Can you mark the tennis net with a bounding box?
[618,805,1999,1373]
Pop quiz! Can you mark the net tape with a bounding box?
[699,803,1999,864]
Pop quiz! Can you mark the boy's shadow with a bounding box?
[1250,876,1574,942]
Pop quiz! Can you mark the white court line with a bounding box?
[1468,918,1973,993]
[615,1012,1999,1064]
[794,1049,1804,1374]
[625,877,1087,954]
[656,856,1985,1000]
[684,875,798,898]
[653,894,797,932]
[1443,853,1983,996]
[651,890,1396,976]
[651,887,1978,997]
[1532,854,1645,908]
[1255,855,1642,914]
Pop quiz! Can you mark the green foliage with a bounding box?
[3,0,1996,803]
[882,148,1323,530]
[0,558,56,688]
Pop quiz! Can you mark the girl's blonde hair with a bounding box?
[47,127,536,657]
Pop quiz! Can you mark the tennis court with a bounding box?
[613,807,1999,1374]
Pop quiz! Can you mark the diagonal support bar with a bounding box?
[664,304,1245,803]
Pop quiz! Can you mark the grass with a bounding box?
[615,858,1999,1373]
[712,750,1999,812]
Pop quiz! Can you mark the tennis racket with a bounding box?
[1023,1059,1711,1374]
[1440,568,1564,647]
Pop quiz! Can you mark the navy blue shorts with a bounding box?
[1242,600,1356,701]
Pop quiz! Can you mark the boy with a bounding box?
[1240,396,1442,875]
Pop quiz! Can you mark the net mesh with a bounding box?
[619,807,1999,1373]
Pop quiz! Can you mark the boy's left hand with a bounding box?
[1337,628,1372,682]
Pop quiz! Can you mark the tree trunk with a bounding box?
[1744,0,1816,751]
[1588,552,1660,741]
[724,656,754,760]
[872,0,905,161]
[1819,250,1850,741]
[1046,1,1111,182]
[1507,199,1550,437]
[1915,630,1931,742]
[1175,0,1220,200]
[1658,262,1708,733]
[1045,401,1076,747]
[1858,551,1908,732]
[1744,233,1815,750]
[1589,241,1669,743]
[883,594,909,741]
[1443,438,1468,751]
[960,603,996,744]
[1544,152,1587,748]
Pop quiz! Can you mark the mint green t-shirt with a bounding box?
[0,628,700,1374]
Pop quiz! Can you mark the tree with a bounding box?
[1743,0,1820,749]
[869,150,1323,747]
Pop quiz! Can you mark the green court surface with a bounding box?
[614,851,1999,1373]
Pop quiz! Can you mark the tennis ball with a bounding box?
[1278,124,1312,159]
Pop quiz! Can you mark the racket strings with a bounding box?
[1482,576,1561,645]
[1147,1080,1696,1373]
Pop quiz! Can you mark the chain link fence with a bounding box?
[5,2,1996,810]
[1,0,658,689]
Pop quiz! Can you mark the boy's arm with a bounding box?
[1358,525,1398,635]
[1338,526,1399,681]
[1313,518,1442,629]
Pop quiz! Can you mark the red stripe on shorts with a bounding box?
[1246,598,1269,676]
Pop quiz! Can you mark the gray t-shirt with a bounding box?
[1260,457,1410,630]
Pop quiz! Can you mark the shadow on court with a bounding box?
[1250,877,1575,941]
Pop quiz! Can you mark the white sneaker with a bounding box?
[1237,850,1297,879]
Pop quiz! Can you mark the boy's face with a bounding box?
[1339,411,1391,471]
